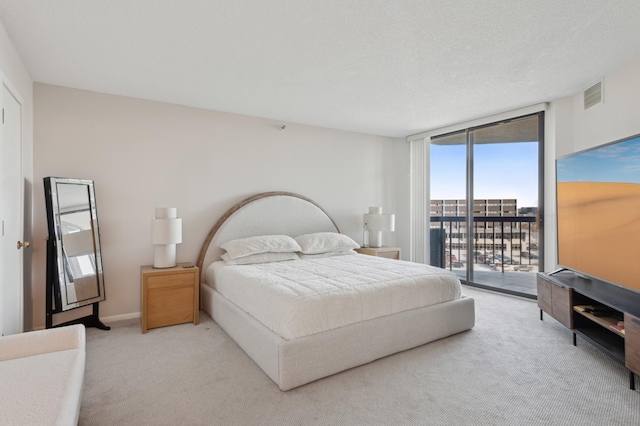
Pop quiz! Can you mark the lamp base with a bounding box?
[369,231,383,248]
[153,244,177,268]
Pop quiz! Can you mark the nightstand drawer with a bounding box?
[355,247,401,260]
[147,286,194,329]
[377,251,400,259]
[148,273,195,289]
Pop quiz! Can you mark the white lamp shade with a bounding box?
[363,207,395,248]
[152,218,182,244]
[155,207,176,219]
[152,207,182,244]
[364,213,395,232]
[152,207,182,268]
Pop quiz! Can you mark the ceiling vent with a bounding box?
[583,80,603,110]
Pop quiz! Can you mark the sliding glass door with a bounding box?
[430,113,543,298]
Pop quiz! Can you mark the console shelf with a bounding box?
[538,271,640,391]
[573,305,625,338]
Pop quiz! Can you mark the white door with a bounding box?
[0,81,23,336]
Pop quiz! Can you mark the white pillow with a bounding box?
[295,232,360,255]
[221,251,299,265]
[221,235,302,259]
[298,249,357,259]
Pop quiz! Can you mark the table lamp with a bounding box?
[363,207,395,248]
[152,207,182,268]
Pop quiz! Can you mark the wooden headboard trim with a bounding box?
[196,191,339,273]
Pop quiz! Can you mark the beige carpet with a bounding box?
[80,287,640,425]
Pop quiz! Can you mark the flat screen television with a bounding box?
[556,133,640,294]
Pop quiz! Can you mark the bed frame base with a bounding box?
[202,283,475,391]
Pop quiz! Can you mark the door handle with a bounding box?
[17,241,30,249]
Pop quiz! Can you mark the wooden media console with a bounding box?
[537,270,640,391]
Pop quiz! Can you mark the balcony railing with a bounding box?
[430,216,539,274]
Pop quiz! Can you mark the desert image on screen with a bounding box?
[557,136,640,293]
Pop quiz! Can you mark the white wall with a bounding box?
[33,84,405,329]
[0,20,33,330]
[567,55,640,156]
[545,54,640,270]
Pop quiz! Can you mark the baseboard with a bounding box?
[31,312,141,331]
[102,312,141,323]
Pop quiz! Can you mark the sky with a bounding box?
[430,141,539,208]
[557,136,640,184]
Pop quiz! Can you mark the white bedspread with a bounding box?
[206,254,462,340]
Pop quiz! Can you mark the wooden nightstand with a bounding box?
[355,246,401,260]
[140,263,199,333]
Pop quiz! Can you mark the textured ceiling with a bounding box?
[1,0,640,137]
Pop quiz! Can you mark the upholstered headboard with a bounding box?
[197,192,339,283]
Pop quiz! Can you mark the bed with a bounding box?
[197,192,475,391]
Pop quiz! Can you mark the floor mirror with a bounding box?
[44,177,109,330]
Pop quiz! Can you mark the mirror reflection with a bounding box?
[57,183,100,305]
[45,178,105,312]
